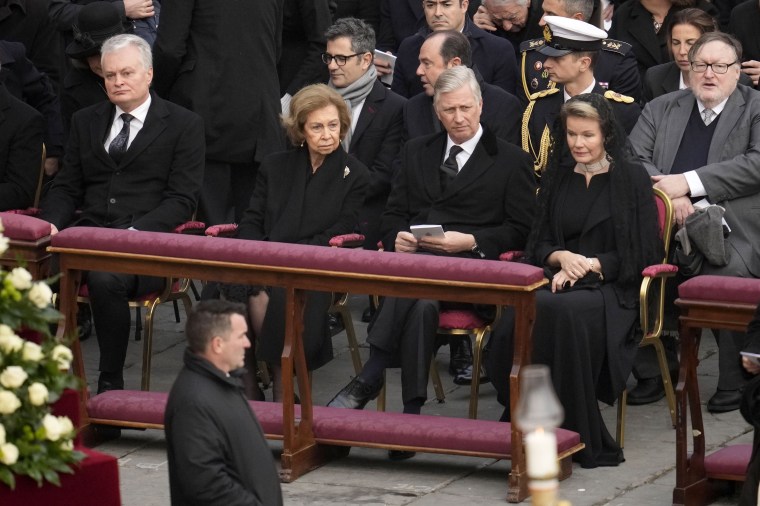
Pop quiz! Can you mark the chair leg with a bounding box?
[616,389,627,448]
[134,306,142,341]
[469,328,489,419]
[334,293,363,375]
[652,338,677,427]
[189,280,201,301]
[172,300,181,322]
[141,300,160,391]
[430,356,445,403]
[179,293,193,319]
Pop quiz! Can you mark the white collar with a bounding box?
[445,124,484,158]
[115,94,151,123]
[564,79,596,102]
[696,96,729,116]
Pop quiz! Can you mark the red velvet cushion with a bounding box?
[328,233,365,247]
[53,228,546,287]
[704,444,751,479]
[204,223,238,237]
[438,309,487,330]
[173,221,206,234]
[0,447,120,506]
[641,264,679,277]
[0,212,51,241]
[678,276,760,305]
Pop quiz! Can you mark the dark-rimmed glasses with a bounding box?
[690,61,738,74]
[321,52,363,66]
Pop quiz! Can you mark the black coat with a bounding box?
[0,41,64,158]
[165,349,283,506]
[346,80,406,247]
[0,83,44,211]
[381,127,536,258]
[41,92,204,232]
[608,0,719,80]
[152,0,285,164]
[730,0,760,63]
[391,17,519,98]
[403,74,521,146]
[61,67,108,139]
[484,0,544,59]
[0,0,62,84]
[278,0,333,96]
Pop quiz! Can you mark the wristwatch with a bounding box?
[471,241,486,259]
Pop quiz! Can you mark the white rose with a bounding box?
[42,414,62,441]
[0,329,23,354]
[28,382,49,406]
[0,423,5,445]
[0,391,21,415]
[60,440,73,451]
[0,366,28,389]
[52,345,73,370]
[6,267,32,290]
[22,341,43,362]
[0,236,8,256]
[57,416,74,438]
[0,443,19,465]
[27,282,53,309]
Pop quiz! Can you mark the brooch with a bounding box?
[344,166,350,179]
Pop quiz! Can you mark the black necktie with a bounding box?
[108,113,134,164]
[440,145,463,188]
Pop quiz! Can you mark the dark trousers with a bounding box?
[87,271,165,375]
[199,159,259,225]
[366,297,440,404]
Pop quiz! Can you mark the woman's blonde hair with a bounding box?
[282,84,351,146]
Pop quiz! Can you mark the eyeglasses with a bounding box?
[321,52,363,66]
[689,61,738,74]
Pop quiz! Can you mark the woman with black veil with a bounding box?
[487,93,663,468]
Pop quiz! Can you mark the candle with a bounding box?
[525,428,559,478]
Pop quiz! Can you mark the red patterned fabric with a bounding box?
[204,223,239,237]
[328,233,365,247]
[679,276,760,305]
[438,309,486,329]
[53,228,546,286]
[173,221,206,234]
[0,212,51,241]
[499,251,524,262]
[704,445,751,479]
[641,264,679,277]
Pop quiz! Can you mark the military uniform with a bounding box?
[522,85,640,176]
[519,36,641,105]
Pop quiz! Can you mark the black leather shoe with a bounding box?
[97,372,124,394]
[707,389,742,413]
[77,303,93,342]
[453,364,490,386]
[361,305,375,323]
[627,377,666,405]
[327,377,382,410]
[449,338,473,381]
[328,313,344,336]
[388,450,415,461]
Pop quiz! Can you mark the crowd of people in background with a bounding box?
[3,0,760,503]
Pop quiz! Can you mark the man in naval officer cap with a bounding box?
[521,16,640,177]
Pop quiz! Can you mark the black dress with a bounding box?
[488,171,639,468]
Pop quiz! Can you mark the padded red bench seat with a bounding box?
[678,275,760,304]
[88,390,582,461]
[704,445,751,481]
[0,212,52,279]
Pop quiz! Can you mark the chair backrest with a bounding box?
[34,144,46,208]
[653,187,674,262]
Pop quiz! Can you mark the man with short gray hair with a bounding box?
[328,67,535,458]
[40,34,204,394]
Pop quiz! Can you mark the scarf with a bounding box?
[330,65,377,150]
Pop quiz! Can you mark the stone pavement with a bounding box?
[77,292,752,505]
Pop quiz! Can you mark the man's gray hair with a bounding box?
[562,0,594,22]
[486,0,530,7]
[433,66,482,107]
[325,17,376,54]
[100,34,153,69]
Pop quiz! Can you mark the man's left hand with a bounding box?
[418,231,476,255]
[44,157,60,176]
[652,174,690,199]
[741,60,760,87]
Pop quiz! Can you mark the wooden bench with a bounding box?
[673,275,760,506]
[0,211,52,278]
[50,226,584,502]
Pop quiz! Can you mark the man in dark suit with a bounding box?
[406,29,522,146]
[629,32,760,413]
[0,82,44,211]
[0,0,62,85]
[325,17,406,249]
[522,16,640,177]
[152,0,284,225]
[516,0,641,104]
[473,0,545,58]
[328,67,536,451]
[41,34,204,393]
[390,0,519,97]
[729,0,760,88]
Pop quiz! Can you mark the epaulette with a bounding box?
[601,38,632,56]
[604,90,635,104]
[520,38,545,53]
[529,87,560,101]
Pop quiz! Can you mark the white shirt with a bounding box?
[103,95,152,153]
[682,97,729,198]
[444,124,484,172]
[564,80,596,103]
[350,99,366,134]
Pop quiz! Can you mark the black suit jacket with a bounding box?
[730,0,760,62]
[0,83,44,210]
[41,92,204,232]
[391,17,518,98]
[237,146,370,245]
[0,0,61,84]
[381,128,536,259]
[152,0,285,163]
[403,77,521,146]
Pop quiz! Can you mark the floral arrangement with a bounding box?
[0,218,83,489]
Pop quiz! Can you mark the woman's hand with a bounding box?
[395,231,418,253]
[743,356,760,375]
[551,269,577,293]
[550,251,591,280]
